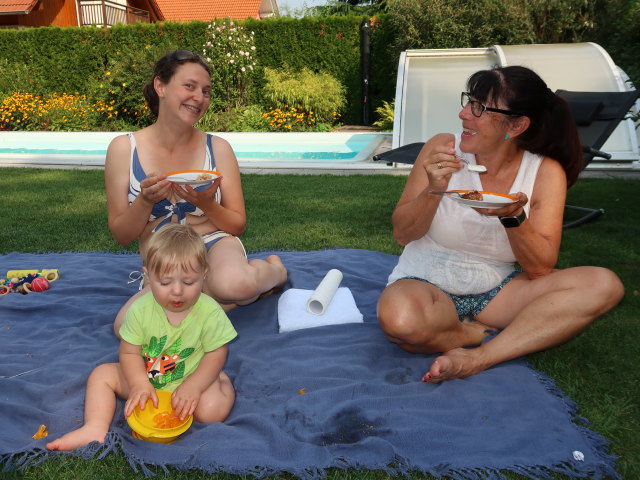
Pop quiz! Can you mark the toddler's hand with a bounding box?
[125,384,158,418]
[171,384,200,421]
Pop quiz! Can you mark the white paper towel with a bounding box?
[306,269,343,315]
[277,287,363,333]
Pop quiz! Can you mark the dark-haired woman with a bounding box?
[377,66,623,382]
[105,50,287,336]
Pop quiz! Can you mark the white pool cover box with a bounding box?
[392,43,640,170]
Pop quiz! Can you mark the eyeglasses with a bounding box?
[461,92,525,117]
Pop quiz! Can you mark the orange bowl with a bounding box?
[126,390,193,444]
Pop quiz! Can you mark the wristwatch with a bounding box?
[499,209,527,228]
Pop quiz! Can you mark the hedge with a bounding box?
[0,1,637,127]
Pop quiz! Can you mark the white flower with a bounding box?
[239,50,244,55]
[226,52,231,57]
[251,46,256,50]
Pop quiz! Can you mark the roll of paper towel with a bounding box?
[306,269,343,315]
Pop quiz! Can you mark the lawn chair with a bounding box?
[556,89,640,228]
[373,89,640,229]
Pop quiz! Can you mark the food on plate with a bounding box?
[196,173,212,181]
[460,190,484,201]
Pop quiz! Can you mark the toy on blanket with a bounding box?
[1,269,60,295]
[127,390,193,444]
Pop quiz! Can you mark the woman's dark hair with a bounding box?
[143,50,211,118]
[466,66,583,187]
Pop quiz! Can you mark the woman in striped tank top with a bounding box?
[105,50,287,337]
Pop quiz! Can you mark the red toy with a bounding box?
[30,277,50,292]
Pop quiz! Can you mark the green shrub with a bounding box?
[195,107,241,132]
[373,100,394,131]
[249,17,362,123]
[202,18,259,109]
[261,67,346,124]
[89,45,167,129]
[231,104,270,132]
[0,59,43,95]
[386,0,598,53]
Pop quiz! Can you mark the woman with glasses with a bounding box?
[377,65,623,383]
[105,50,287,337]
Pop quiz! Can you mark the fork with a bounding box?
[454,154,487,172]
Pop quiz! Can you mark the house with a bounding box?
[152,0,279,22]
[0,0,278,28]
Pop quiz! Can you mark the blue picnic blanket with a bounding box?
[0,249,619,479]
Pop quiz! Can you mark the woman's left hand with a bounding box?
[172,176,222,210]
[479,192,528,217]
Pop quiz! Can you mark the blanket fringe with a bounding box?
[1,441,621,480]
[525,361,621,480]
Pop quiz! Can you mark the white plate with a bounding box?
[446,190,517,209]
[166,170,219,187]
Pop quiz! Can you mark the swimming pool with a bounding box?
[0,131,391,169]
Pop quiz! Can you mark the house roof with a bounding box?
[152,0,275,22]
[0,0,38,15]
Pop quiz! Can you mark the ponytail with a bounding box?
[516,90,583,187]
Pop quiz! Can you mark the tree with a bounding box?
[307,0,387,16]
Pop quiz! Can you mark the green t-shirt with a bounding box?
[120,291,237,392]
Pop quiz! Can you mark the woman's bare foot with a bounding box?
[45,425,107,451]
[256,255,287,301]
[421,347,489,383]
[266,254,287,289]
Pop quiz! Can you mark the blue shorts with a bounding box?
[400,271,521,321]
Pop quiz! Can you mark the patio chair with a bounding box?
[556,89,640,228]
[373,89,640,229]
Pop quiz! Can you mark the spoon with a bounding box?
[428,190,462,197]
[455,154,487,172]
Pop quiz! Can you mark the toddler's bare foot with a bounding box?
[45,425,107,451]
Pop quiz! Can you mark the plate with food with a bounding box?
[446,190,517,208]
[166,170,220,187]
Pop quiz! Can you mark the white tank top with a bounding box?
[388,134,542,294]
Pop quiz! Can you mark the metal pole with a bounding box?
[360,19,371,125]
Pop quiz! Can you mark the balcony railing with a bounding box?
[77,1,149,27]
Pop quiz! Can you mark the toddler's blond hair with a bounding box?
[144,224,207,277]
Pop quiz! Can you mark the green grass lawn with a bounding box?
[1,168,638,480]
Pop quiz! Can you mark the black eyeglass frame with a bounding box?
[461,92,526,117]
